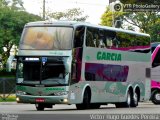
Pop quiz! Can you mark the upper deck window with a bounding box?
[19,27,73,50]
[152,48,160,68]
[74,26,85,48]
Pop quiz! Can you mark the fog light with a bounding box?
[63,99,68,103]
[16,97,20,102]
[16,91,26,95]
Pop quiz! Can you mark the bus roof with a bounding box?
[25,21,150,37]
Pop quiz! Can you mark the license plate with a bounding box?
[35,98,45,103]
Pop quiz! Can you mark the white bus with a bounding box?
[16,21,151,110]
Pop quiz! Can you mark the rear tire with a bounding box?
[76,89,91,110]
[131,92,138,107]
[115,103,124,108]
[151,90,160,105]
[115,91,131,108]
[35,104,45,111]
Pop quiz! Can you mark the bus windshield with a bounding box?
[19,27,73,50]
[17,56,69,86]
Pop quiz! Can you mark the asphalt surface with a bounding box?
[0,102,160,120]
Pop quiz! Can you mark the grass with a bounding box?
[0,76,15,78]
[0,69,16,78]
[0,94,16,102]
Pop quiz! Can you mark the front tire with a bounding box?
[76,89,91,110]
[151,90,160,105]
[90,103,101,109]
[35,104,45,111]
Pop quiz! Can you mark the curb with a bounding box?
[0,102,17,105]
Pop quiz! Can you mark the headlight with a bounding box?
[54,91,68,96]
[16,97,20,102]
[16,91,26,95]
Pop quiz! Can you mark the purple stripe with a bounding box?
[85,63,129,82]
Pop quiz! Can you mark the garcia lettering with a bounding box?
[97,51,121,61]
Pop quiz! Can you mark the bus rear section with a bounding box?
[151,45,160,104]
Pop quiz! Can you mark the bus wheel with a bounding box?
[90,103,101,109]
[151,90,160,105]
[124,90,131,107]
[115,103,123,108]
[76,89,91,110]
[131,92,138,107]
[115,91,131,108]
[35,104,45,111]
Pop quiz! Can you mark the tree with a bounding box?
[0,0,42,68]
[101,7,124,27]
[0,0,24,9]
[10,0,24,10]
[47,8,88,21]
[0,0,8,7]
[101,7,160,42]
[120,0,160,4]
[123,12,160,42]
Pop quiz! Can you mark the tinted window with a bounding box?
[74,26,85,48]
[116,32,150,48]
[151,42,160,53]
[86,27,116,48]
[85,27,150,53]
[152,49,160,67]
[86,27,95,47]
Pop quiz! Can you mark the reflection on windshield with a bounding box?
[19,27,73,50]
[41,76,69,85]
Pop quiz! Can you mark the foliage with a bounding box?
[0,0,24,9]
[101,7,125,27]
[0,68,16,77]
[0,95,16,102]
[0,0,42,68]
[101,6,160,42]
[120,0,160,4]
[123,12,160,42]
[47,8,88,21]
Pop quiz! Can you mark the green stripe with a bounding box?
[84,47,151,62]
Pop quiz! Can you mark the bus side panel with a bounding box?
[82,47,150,103]
[84,62,129,103]
[151,66,160,82]
[151,80,160,89]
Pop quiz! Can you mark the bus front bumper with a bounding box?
[16,95,69,104]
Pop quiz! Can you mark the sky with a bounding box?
[22,0,109,24]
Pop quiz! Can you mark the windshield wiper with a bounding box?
[41,78,65,85]
[54,80,64,85]
[64,72,69,77]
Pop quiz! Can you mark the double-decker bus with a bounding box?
[151,43,160,104]
[16,21,151,110]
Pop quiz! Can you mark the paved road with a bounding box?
[0,102,160,120]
